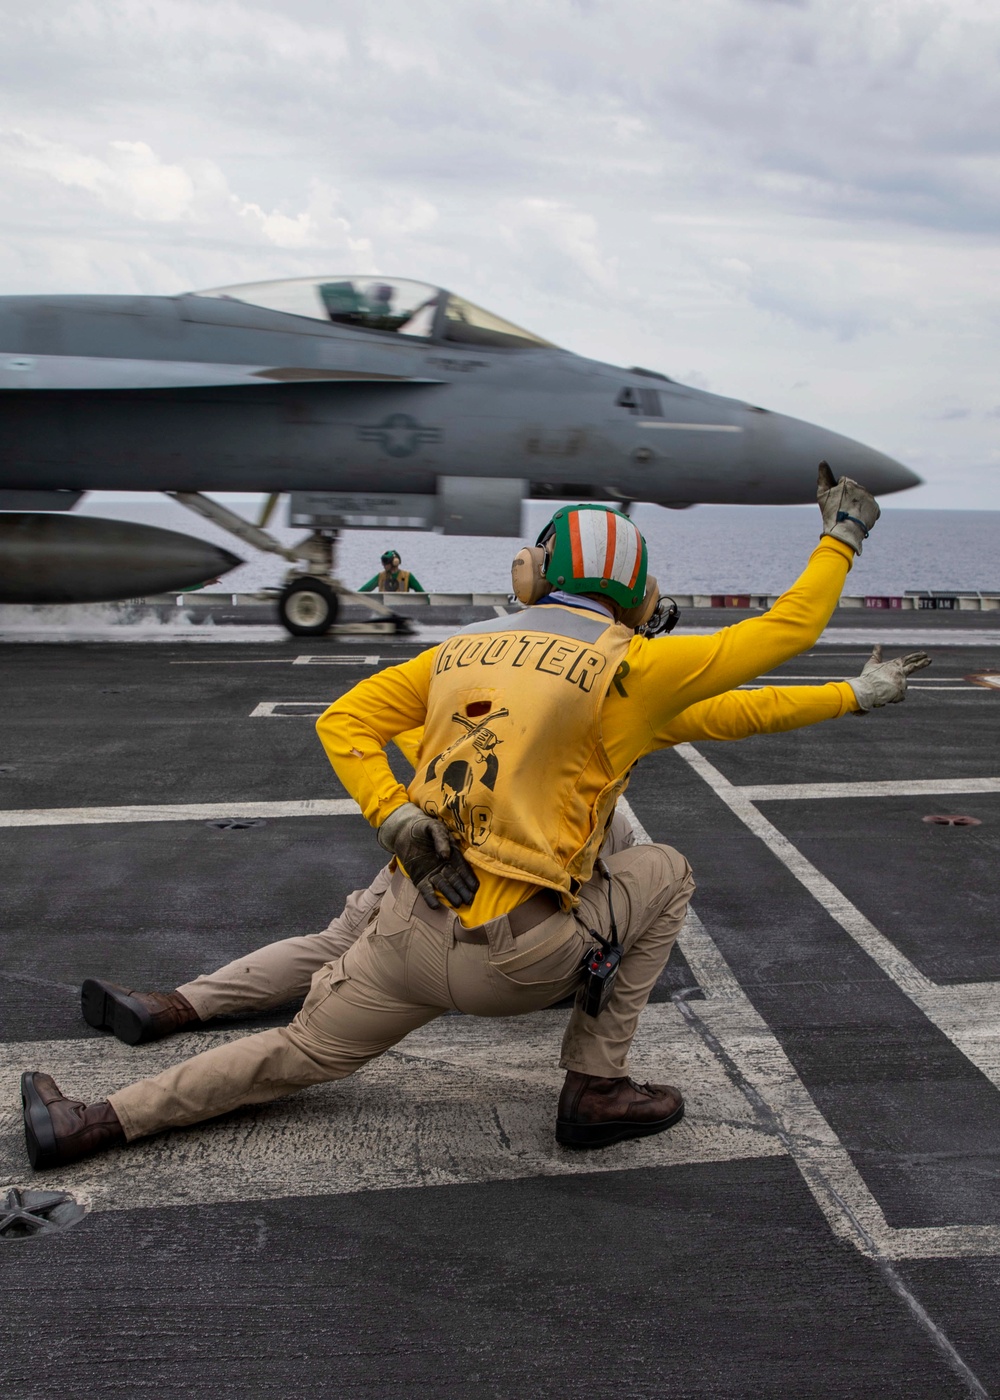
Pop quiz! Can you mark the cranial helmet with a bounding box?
[511,505,657,625]
[381,549,401,567]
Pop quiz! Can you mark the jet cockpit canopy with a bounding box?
[191,276,555,350]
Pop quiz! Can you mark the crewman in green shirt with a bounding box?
[358,549,426,594]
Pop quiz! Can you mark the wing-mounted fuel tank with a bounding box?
[0,513,240,603]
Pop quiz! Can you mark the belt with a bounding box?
[388,870,560,944]
[454,887,561,944]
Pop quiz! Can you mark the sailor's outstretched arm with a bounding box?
[634,535,853,730]
[655,680,856,746]
[653,647,931,747]
[633,467,882,731]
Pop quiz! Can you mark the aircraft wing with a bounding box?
[0,355,444,391]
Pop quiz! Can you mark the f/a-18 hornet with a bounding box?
[0,275,920,634]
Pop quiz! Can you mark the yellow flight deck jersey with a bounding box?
[317,537,855,925]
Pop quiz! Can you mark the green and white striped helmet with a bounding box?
[538,504,648,611]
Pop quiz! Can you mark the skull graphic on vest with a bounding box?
[440,759,474,831]
[423,707,509,844]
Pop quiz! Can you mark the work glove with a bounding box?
[817,461,881,555]
[846,645,932,712]
[377,801,480,910]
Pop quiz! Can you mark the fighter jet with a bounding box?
[0,274,920,634]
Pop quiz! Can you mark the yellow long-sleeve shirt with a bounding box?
[389,677,857,768]
[317,536,855,922]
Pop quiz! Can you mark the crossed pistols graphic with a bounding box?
[425,708,510,793]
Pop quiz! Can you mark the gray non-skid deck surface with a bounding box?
[1,633,999,1398]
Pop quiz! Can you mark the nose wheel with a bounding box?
[163,494,409,638]
[277,577,339,636]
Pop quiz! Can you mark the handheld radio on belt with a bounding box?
[580,858,623,1018]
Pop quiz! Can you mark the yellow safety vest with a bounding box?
[407,606,632,901]
[377,569,411,592]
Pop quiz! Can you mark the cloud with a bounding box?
[500,198,619,293]
[3,131,197,221]
[0,127,377,286]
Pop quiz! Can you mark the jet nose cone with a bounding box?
[880,460,923,493]
[833,445,922,497]
[744,409,922,502]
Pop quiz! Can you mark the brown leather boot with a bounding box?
[81,978,200,1045]
[555,1070,685,1149]
[21,1072,126,1170]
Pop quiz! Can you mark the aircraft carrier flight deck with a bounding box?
[1,609,999,1399]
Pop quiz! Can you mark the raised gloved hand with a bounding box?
[817,461,881,555]
[377,801,480,909]
[847,645,931,712]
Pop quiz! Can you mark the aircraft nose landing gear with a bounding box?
[277,528,341,637]
[165,492,411,639]
[278,577,339,636]
[277,525,411,637]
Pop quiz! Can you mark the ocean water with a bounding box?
[76,496,1000,598]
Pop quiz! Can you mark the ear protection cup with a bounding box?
[511,545,552,605]
[618,575,660,630]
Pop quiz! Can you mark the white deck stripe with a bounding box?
[6,980,996,1264]
[5,916,996,1261]
[666,629,1000,647]
[250,701,327,716]
[172,655,381,666]
[674,744,936,998]
[673,743,1000,1096]
[170,659,296,665]
[0,799,360,828]
[738,778,1000,801]
[618,797,1000,1264]
[2,790,996,1269]
[0,1007,784,1213]
[812,630,1000,646]
[737,684,977,692]
[292,655,381,665]
[757,674,965,681]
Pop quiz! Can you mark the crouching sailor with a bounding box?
[21,467,882,1168]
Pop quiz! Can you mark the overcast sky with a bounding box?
[1,0,997,508]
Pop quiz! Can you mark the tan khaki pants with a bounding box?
[175,809,637,1022]
[110,840,693,1143]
